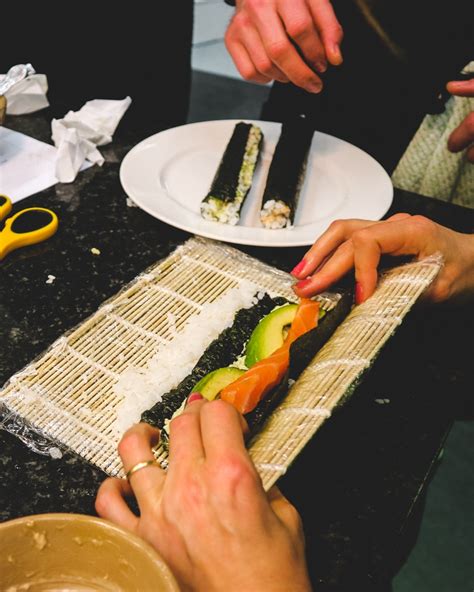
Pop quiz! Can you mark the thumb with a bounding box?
[267,486,304,534]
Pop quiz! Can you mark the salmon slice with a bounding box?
[285,297,320,346]
[220,298,319,414]
[220,346,289,414]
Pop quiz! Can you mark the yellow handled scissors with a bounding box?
[0,194,59,261]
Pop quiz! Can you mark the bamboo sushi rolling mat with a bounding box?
[0,238,442,489]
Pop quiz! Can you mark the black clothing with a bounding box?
[2,2,194,139]
[261,0,473,172]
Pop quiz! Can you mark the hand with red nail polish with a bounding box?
[291,259,308,277]
[355,282,364,305]
[292,215,474,304]
[187,392,204,405]
[295,278,312,291]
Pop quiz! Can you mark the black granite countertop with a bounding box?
[1,106,473,591]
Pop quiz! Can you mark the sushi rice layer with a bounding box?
[260,199,292,229]
[114,281,260,433]
[201,125,262,225]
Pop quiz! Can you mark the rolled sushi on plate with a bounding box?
[260,117,314,229]
[201,122,263,225]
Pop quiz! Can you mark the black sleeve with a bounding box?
[224,0,236,5]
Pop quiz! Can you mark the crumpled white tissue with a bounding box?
[0,73,49,115]
[51,97,132,183]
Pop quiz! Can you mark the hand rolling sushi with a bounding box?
[201,122,263,225]
[260,117,314,229]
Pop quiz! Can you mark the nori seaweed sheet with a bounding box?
[142,290,354,440]
[141,293,287,429]
[261,117,314,223]
[203,122,259,204]
[287,290,354,380]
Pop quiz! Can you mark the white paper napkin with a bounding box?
[51,97,132,183]
[0,73,49,115]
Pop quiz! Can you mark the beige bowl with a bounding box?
[0,513,179,591]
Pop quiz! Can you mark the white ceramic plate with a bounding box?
[120,119,393,247]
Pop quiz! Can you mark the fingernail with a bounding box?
[355,282,364,304]
[291,259,307,277]
[295,278,312,290]
[332,44,343,65]
[315,60,327,73]
[187,392,204,405]
[307,81,323,93]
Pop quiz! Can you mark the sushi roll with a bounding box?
[260,118,314,229]
[201,122,263,225]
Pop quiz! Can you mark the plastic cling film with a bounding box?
[0,403,64,458]
[0,63,36,95]
[8,365,38,385]
[0,237,343,473]
[0,245,189,461]
[0,237,442,483]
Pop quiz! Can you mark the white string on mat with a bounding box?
[275,407,332,419]
[108,313,169,345]
[64,345,121,381]
[254,462,287,475]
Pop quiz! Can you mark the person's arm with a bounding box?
[291,213,474,304]
[224,0,343,92]
[96,396,311,592]
[446,78,474,163]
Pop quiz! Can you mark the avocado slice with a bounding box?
[245,303,327,368]
[192,367,245,401]
[245,304,298,368]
